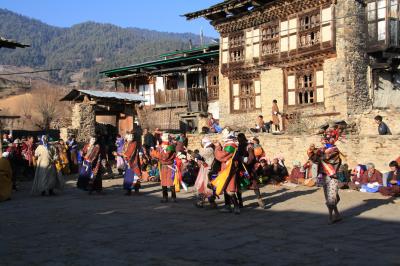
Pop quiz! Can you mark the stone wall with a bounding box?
[335,0,371,114]
[71,102,96,143]
[187,133,400,173]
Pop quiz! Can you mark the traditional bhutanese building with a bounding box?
[101,44,219,131]
[185,0,400,130]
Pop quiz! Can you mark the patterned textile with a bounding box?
[323,176,340,208]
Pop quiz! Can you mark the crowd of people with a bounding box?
[0,121,399,225]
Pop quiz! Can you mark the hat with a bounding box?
[177,152,186,159]
[13,139,21,144]
[224,145,236,154]
[2,152,9,158]
[165,145,175,152]
[161,133,169,142]
[292,160,301,167]
[201,137,212,148]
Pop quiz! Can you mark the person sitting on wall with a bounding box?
[207,113,222,133]
[251,115,267,133]
[379,161,400,197]
[374,115,392,135]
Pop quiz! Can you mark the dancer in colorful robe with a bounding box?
[123,133,141,195]
[31,135,63,196]
[78,136,103,194]
[236,133,265,208]
[115,134,125,175]
[151,135,177,203]
[194,137,217,208]
[319,129,342,224]
[214,136,240,214]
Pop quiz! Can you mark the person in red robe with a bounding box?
[78,136,103,194]
[379,161,400,197]
[360,163,383,185]
[214,137,239,214]
[123,133,141,195]
[151,137,177,203]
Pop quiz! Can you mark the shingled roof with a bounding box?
[183,0,272,21]
[0,36,29,49]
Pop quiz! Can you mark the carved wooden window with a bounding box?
[262,24,279,40]
[287,68,324,106]
[300,13,320,30]
[229,32,245,62]
[231,80,261,112]
[262,41,279,55]
[207,74,219,100]
[298,11,321,48]
[367,0,388,43]
[230,49,244,61]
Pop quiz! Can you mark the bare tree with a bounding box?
[33,84,71,131]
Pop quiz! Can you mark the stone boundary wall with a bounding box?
[187,133,400,173]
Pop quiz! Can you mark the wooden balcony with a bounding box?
[154,88,207,112]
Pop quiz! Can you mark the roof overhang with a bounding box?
[0,37,30,49]
[183,0,275,21]
[60,89,147,103]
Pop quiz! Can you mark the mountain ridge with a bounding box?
[0,8,212,88]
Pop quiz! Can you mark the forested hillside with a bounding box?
[0,9,211,87]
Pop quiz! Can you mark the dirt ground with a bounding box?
[1,178,399,266]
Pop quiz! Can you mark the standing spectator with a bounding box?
[143,128,156,151]
[154,128,162,146]
[272,99,281,132]
[22,136,36,179]
[31,135,63,196]
[6,139,23,191]
[66,135,78,174]
[0,153,12,202]
[374,115,391,135]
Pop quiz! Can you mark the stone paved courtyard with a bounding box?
[1,178,399,266]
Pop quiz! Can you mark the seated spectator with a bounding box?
[255,157,270,184]
[379,161,400,197]
[148,159,160,182]
[350,163,382,192]
[337,164,351,189]
[207,113,222,133]
[348,164,367,190]
[266,158,289,185]
[252,138,265,160]
[251,115,268,133]
[287,161,305,184]
[182,153,200,186]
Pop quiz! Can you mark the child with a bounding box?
[148,159,160,182]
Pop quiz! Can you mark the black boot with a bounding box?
[231,194,240,215]
[160,186,168,203]
[237,192,244,208]
[170,186,177,203]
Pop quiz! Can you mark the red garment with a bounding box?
[82,144,101,176]
[153,149,176,187]
[22,141,36,166]
[360,170,383,185]
[123,141,141,177]
[288,167,305,183]
[214,145,236,193]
